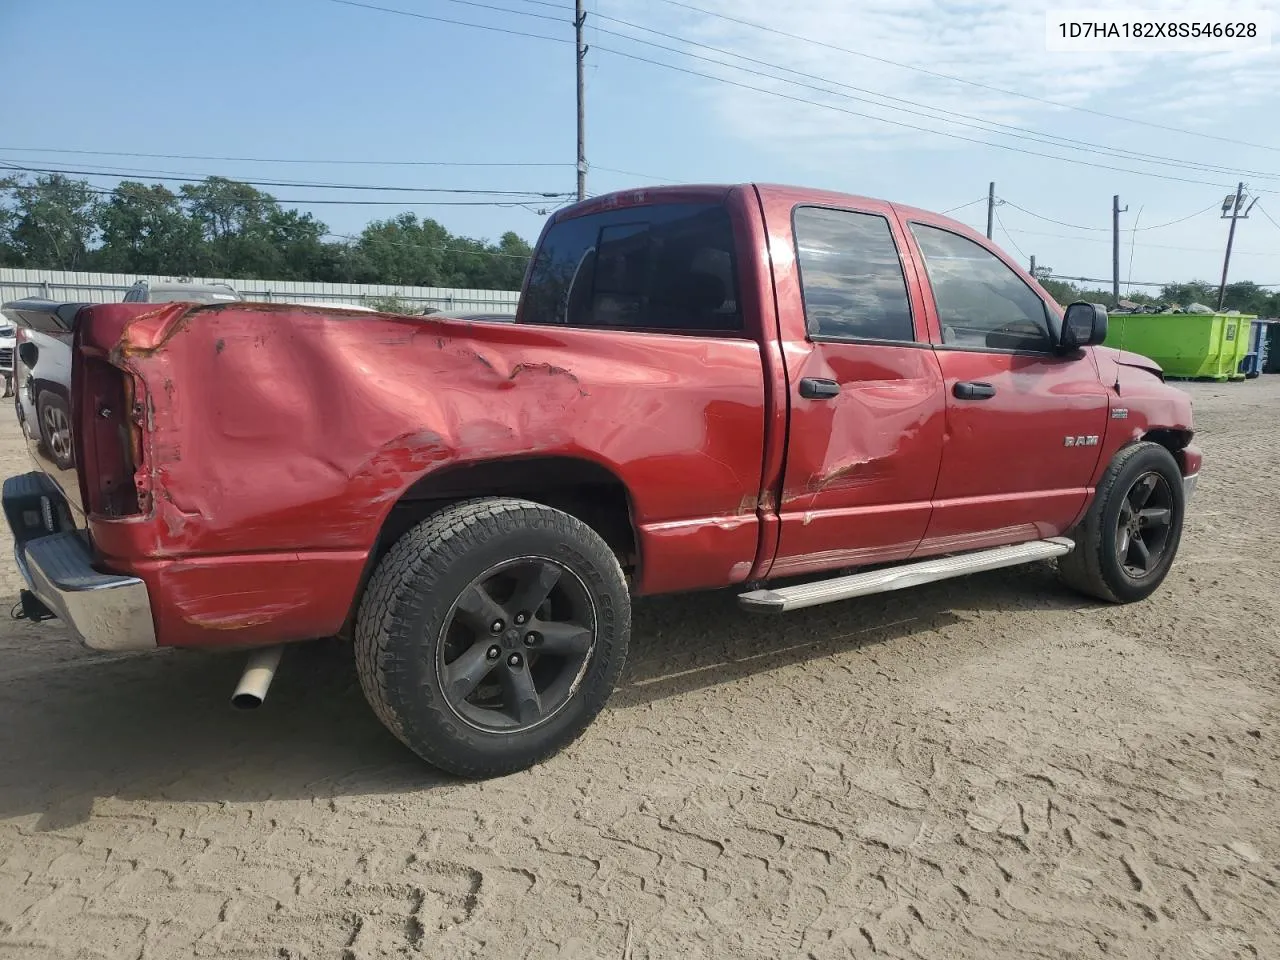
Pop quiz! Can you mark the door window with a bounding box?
[910,223,1053,352]
[793,207,915,343]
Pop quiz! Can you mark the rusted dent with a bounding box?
[182,603,301,630]
[506,361,587,394]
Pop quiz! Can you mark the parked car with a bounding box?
[123,279,242,303]
[1,182,1199,778]
[0,320,14,397]
[8,303,76,472]
[447,311,517,323]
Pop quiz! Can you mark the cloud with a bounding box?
[605,0,1280,166]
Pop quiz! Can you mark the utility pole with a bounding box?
[986,182,995,239]
[1217,182,1256,310]
[575,0,588,201]
[1029,254,1036,276]
[1112,194,1128,304]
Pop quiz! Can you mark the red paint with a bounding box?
[45,184,1197,649]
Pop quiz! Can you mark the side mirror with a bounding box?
[1060,301,1108,351]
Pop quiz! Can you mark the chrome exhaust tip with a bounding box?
[231,645,284,710]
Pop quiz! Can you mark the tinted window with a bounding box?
[910,224,1052,351]
[793,207,914,342]
[521,203,742,333]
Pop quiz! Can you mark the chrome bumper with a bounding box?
[3,472,156,652]
[1183,472,1198,505]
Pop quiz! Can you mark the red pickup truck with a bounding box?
[3,183,1199,777]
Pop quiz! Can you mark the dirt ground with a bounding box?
[0,378,1276,960]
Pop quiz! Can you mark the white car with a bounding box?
[0,321,14,397]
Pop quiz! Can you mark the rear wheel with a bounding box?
[36,392,74,470]
[354,497,630,777]
[1059,441,1186,603]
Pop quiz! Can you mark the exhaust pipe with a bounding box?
[231,645,284,710]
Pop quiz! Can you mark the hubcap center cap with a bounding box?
[502,627,522,649]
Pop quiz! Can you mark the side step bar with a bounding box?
[739,537,1075,613]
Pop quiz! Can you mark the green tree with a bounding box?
[0,174,100,269]
[97,181,204,274]
[347,213,451,286]
[266,207,343,281]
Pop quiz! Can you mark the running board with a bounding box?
[738,537,1075,613]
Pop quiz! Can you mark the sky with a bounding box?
[3,0,1279,292]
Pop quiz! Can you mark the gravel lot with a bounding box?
[0,378,1276,960]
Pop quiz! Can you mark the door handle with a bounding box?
[799,377,840,400]
[953,380,996,400]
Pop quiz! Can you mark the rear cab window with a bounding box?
[520,203,743,334]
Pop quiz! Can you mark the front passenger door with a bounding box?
[905,221,1110,555]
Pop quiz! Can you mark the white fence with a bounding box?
[0,268,521,314]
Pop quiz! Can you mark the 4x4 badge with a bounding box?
[1111,408,1129,419]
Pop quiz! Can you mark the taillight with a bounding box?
[80,357,145,517]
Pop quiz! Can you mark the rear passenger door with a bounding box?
[903,220,1111,553]
[767,202,947,579]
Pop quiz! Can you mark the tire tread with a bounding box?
[1059,441,1183,604]
[354,497,629,778]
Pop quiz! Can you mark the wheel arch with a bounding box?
[339,455,642,639]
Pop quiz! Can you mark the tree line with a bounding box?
[1036,270,1277,317]
[3,172,1277,314]
[0,173,533,290]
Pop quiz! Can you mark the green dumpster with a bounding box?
[1224,314,1252,380]
[1103,312,1258,381]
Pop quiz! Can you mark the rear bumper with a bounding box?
[3,472,156,652]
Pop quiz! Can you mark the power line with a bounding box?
[323,0,567,43]
[580,12,1280,183]
[66,182,545,208]
[941,197,987,215]
[592,43,1264,192]
[1132,204,1220,231]
[997,198,1222,234]
[319,0,1277,191]
[0,146,570,169]
[999,199,1109,232]
[1046,273,1280,290]
[323,232,533,259]
[2,162,572,197]
[993,209,1029,262]
[645,0,1280,155]
[1256,203,1280,232]
[998,224,1275,257]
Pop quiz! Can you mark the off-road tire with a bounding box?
[354,497,631,778]
[1058,441,1186,604]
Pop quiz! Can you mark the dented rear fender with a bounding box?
[91,303,769,582]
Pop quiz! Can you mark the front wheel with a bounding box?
[1058,441,1186,603]
[354,497,631,777]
